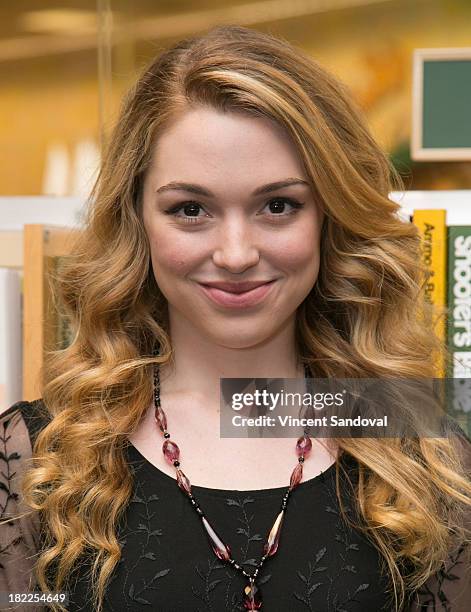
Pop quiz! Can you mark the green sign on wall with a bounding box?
[412,48,471,161]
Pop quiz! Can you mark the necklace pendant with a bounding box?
[243,578,262,610]
[263,509,284,557]
[201,516,231,561]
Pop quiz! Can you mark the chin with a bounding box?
[203,324,278,350]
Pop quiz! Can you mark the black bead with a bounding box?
[173,460,180,467]
[298,456,305,463]
[164,432,170,439]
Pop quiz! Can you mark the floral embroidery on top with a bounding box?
[0,412,23,565]
[293,477,370,612]
[412,541,469,611]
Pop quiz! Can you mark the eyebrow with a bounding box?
[155,178,310,197]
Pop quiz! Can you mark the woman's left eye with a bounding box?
[262,197,304,217]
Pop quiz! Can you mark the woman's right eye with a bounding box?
[164,202,207,224]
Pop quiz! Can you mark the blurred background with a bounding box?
[1,0,471,199]
[1,0,471,413]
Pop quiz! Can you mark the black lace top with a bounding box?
[1,400,470,611]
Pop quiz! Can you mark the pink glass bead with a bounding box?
[263,510,284,557]
[289,462,303,491]
[162,440,180,464]
[296,435,312,457]
[201,516,231,561]
[243,582,262,610]
[176,468,191,495]
[154,406,167,432]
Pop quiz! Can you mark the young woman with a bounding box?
[1,25,470,612]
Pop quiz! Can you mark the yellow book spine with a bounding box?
[413,209,447,377]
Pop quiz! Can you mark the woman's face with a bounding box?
[142,106,323,349]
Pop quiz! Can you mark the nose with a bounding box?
[212,217,260,273]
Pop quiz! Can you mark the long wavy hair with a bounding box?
[17,25,471,611]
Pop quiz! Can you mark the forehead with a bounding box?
[147,107,307,187]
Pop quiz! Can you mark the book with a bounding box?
[447,225,471,379]
[45,256,75,351]
[0,268,22,413]
[413,209,447,377]
[446,225,471,434]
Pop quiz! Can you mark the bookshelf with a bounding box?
[0,191,470,408]
[0,230,22,269]
[391,190,471,224]
[22,225,78,400]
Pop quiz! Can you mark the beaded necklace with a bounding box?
[153,362,313,610]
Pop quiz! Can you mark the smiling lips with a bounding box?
[197,280,277,308]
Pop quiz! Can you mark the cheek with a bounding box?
[147,229,201,278]
[268,224,321,270]
[150,246,188,276]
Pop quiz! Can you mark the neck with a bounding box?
[159,311,305,406]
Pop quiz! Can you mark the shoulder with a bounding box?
[1,399,51,446]
[0,400,51,508]
[442,414,471,441]
[0,401,45,595]
[0,399,51,510]
[441,416,471,473]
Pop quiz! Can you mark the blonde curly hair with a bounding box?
[14,25,471,612]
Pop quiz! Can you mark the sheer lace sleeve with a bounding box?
[407,420,471,611]
[0,402,43,610]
